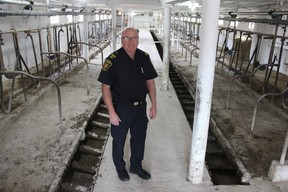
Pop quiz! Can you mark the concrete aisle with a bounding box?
[93,28,211,192]
[93,29,287,192]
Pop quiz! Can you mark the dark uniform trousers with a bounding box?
[111,100,148,171]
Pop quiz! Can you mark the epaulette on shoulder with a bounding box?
[109,52,118,60]
[140,50,149,56]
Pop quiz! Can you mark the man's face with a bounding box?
[121,29,139,53]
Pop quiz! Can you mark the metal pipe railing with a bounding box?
[0,71,62,127]
[251,86,288,134]
[0,0,110,13]
[226,63,270,109]
[189,45,199,66]
[0,0,80,9]
[1,9,110,17]
[41,51,90,95]
[280,127,288,164]
[220,17,288,26]
[70,42,104,66]
[180,41,192,58]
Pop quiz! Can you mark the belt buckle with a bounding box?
[133,101,139,106]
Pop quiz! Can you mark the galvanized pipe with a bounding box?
[0,32,5,113]
[263,25,279,93]
[41,51,90,95]
[215,26,288,40]
[0,10,79,17]
[189,45,199,66]
[180,41,191,57]
[26,31,40,84]
[280,127,288,164]
[57,27,65,74]
[0,9,108,17]
[226,63,270,109]
[221,17,288,26]
[0,0,80,9]
[251,86,288,134]
[224,10,288,16]
[37,29,45,76]
[0,71,62,127]
[272,27,286,100]
[70,42,104,66]
[282,92,288,110]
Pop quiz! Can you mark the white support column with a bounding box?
[128,12,131,26]
[121,11,124,30]
[187,0,220,184]
[176,13,180,51]
[161,5,171,90]
[155,13,158,29]
[171,8,175,47]
[46,0,52,52]
[82,14,89,62]
[111,5,117,51]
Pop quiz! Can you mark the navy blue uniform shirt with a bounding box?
[98,47,158,102]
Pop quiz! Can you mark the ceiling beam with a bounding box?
[161,0,190,5]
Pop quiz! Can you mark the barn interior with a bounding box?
[1,0,288,192]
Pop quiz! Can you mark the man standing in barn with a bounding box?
[97,27,158,181]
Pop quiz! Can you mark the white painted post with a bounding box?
[46,0,52,52]
[176,12,180,51]
[111,5,117,51]
[171,8,175,47]
[161,5,172,90]
[121,12,124,30]
[187,0,220,184]
[82,14,89,62]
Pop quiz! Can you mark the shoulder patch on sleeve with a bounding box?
[102,58,112,71]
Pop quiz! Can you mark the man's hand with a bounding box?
[149,106,157,119]
[110,111,121,126]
